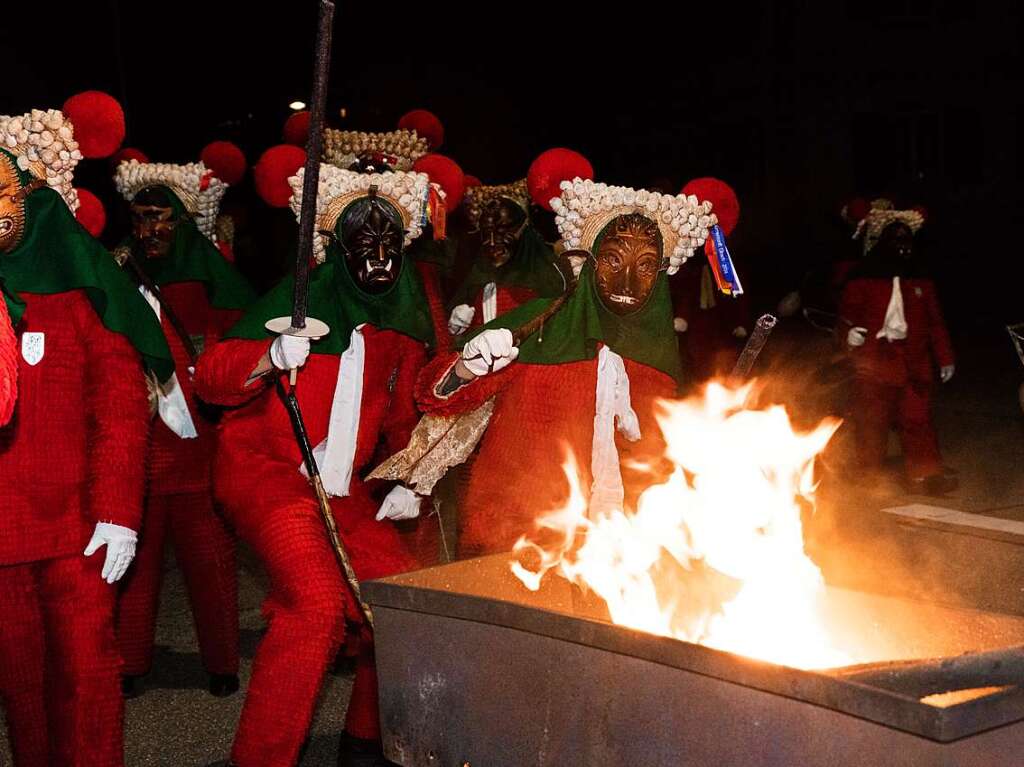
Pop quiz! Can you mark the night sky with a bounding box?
[2,1,1021,326]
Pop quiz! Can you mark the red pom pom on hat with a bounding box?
[75,188,107,237]
[843,196,870,224]
[62,91,125,159]
[111,147,148,167]
[283,111,311,147]
[527,148,593,212]
[200,141,247,185]
[413,153,465,211]
[464,175,482,189]
[398,110,444,150]
[682,177,740,237]
[254,145,306,208]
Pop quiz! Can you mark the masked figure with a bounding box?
[0,106,173,767]
[839,203,956,495]
[193,163,435,767]
[447,179,565,337]
[413,167,719,556]
[112,160,257,699]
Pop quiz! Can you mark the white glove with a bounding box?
[84,522,138,584]
[448,304,476,336]
[732,326,748,339]
[847,326,867,347]
[461,328,519,377]
[375,485,423,522]
[270,335,311,371]
[940,365,955,383]
[673,317,688,333]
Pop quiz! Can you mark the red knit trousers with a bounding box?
[116,491,239,676]
[0,554,124,767]
[229,498,361,767]
[852,378,942,481]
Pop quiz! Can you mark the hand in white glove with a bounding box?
[84,522,138,584]
[270,335,311,371]
[847,326,867,348]
[375,485,423,522]
[448,304,476,336]
[673,317,688,333]
[732,326,748,339]
[461,328,519,377]
[940,365,955,383]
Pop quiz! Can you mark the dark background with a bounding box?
[2,0,1021,328]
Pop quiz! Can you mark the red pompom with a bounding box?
[75,188,107,237]
[413,153,465,211]
[398,110,444,150]
[200,141,247,185]
[253,145,306,208]
[682,177,740,237]
[62,91,125,159]
[527,149,593,211]
[911,204,928,222]
[283,111,311,147]
[464,175,482,189]
[111,147,149,167]
[844,197,870,224]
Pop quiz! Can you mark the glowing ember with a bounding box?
[511,382,849,670]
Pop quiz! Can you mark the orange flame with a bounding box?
[512,382,849,669]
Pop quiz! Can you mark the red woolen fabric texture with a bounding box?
[254,145,306,208]
[413,154,465,211]
[398,109,444,150]
[415,260,451,354]
[111,147,149,167]
[851,378,941,480]
[282,111,311,146]
[527,149,593,211]
[0,298,17,426]
[117,490,239,677]
[416,352,676,555]
[0,553,124,767]
[464,174,482,189]
[463,284,538,334]
[194,329,427,765]
[200,141,247,185]
[344,638,381,740]
[681,177,740,237]
[74,188,107,237]
[62,91,126,159]
[0,291,150,566]
[839,277,954,386]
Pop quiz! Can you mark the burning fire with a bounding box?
[511,382,849,670]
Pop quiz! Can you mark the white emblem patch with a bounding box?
[914,287,923,297]
[21,332,44,366]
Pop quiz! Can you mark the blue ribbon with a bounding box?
[710,225,744,296]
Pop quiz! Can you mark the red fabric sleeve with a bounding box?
[382,340,428,458]
[837,280,865,348]
[924,283,954,368]
[0,299,16,427]
[206,308,243,349]
[77,300,150,531]
[414,350,515,417]
[193,337,276,407]
[415,261,451,355]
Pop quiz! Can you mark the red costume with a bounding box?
[0,291,150,766]
[193,328,425,766]
[671,261,751,380]
[116,282,242,683]
[839,275,953,480]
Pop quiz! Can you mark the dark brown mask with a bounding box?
[876,221,915,262]
[130,187,179,259]
[338,195,404,294]
[476,197,527,268]
[0,155,27,254]
[593,213,663,316]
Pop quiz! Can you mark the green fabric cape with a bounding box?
[406,233,457,270]
[130,189,256,310]
[224,242,436,356]
[0,151,174,380]
[460,262,683,383]
[450,225,563,308]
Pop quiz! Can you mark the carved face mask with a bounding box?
[476,197,527,268]
[337,194,405,294]
[131,186,179,259]
[0,155,27,254]
[876,222,915,262]
[593,213,663,316]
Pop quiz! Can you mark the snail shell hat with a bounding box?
[114,160,229,241]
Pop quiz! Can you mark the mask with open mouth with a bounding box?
[130,186,180,259]
[593,213,663,316]
[336,190,405,294]
[0,153,27,254]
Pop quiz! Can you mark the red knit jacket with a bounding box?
[147,281,241,496]
[839,277,954,386]
[415,261,451,355]
[463,284,538,329]
[0,290,150,565]
[416,350,676,554]
[0,298,16,426]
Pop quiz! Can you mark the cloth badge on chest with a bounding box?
[21,332,44,365]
